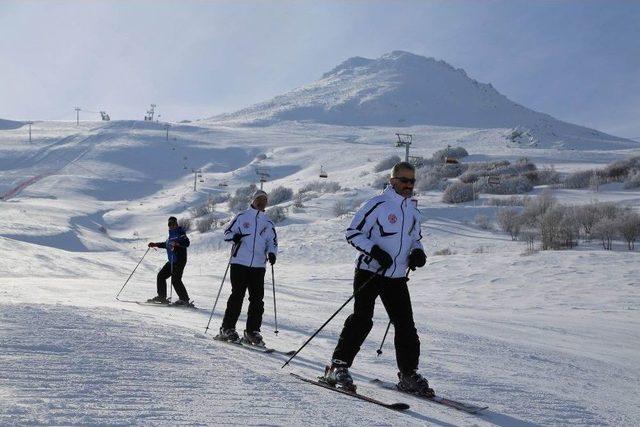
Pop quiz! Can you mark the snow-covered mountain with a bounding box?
[207,51,632,149]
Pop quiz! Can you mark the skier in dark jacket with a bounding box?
[323,162,433,397]
[147,216,192,306]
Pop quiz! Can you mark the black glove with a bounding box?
[408,249,426,271]
[370,245,393,269]
[148,242,157,248]
[232,233,243,245]
[268,252,276,265]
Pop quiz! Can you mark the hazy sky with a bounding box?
[1,0,638,138]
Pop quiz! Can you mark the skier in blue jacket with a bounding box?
[147,216,191,306]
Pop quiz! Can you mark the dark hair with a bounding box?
[391,161,415,177]
[168,216,178,225]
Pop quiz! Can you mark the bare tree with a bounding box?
[498,208,521,240]
[618,212,640,250]
[592,218,619,250]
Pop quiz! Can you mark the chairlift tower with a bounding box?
[164,123,171,142]
[26,121,33,143]
[256,168,270,190]
[192,169,203,191]
[145,104,156,121]
[74,107,81,125]
[395,133,413,162]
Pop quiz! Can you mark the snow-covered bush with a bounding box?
[228,184,257,212]
[524,167,561,186]
[269,186,293,205]
[481,176,533,195]
[442,181,476,204]
[460,160,535,184]
[415,172,445,191]
[498,208,521,240]
[196,217,216,233]
[267,206,287,224]
[489,196,529,207]
[178,218,192,232]
[298,181,341,194]
[374,155,401,172]
[520,189,556,227]
[371,174,390,189]
[431,146,469,162]
[293,193,305,208]
[475,214,492,230]
[624,172,640,189]
[563,170,597,189]
[189,199,216,218]
[333,200,351,217]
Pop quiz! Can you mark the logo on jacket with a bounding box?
[388,214,397,224]
[243,222,250,229]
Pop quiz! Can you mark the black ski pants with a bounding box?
[332,269,420,374]
[157,261,190,301]
[222,264,266,332]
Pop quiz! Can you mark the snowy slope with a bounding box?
[206,51,634,150]
[1,119,639,425]
[0,118,24,130]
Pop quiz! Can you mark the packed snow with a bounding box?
[1,115,638,426]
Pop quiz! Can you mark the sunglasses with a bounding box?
[393,177,416,184]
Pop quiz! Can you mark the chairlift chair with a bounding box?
[319,165,328,178]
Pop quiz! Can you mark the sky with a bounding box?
[0,0,638,138]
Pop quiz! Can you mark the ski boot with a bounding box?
[215,327,240,342]
[172,299,193,307]
[397,370,435,397]
[322,361,356,392]
[242,330,266,347]
[147,296,169,304]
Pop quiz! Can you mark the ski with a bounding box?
[369,378,487,414]
[117,299,197,309]
[212,336,276,353]
[290,373,410,412]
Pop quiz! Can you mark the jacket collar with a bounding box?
[383,186,408,204]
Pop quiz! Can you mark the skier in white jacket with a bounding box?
[217,190,278,347]
[324,161,433,397]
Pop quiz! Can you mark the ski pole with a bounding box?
[115,247,151,300]
[376,321,392,357]
[169,261,174,302]
[204,246,235,334]
[282,269,381,369]
[375,268,410,356]
[271,263,279,335]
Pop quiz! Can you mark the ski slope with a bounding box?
[0,118,639,426]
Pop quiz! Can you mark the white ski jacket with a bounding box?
[346,186,424,278]
[224,207,278,268]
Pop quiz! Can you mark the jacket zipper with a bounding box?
[249,210,259,267]
[390,199,405,277]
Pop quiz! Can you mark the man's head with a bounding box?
[251,190,268,211]
[390,162,416,198]
[167,216,178,230]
